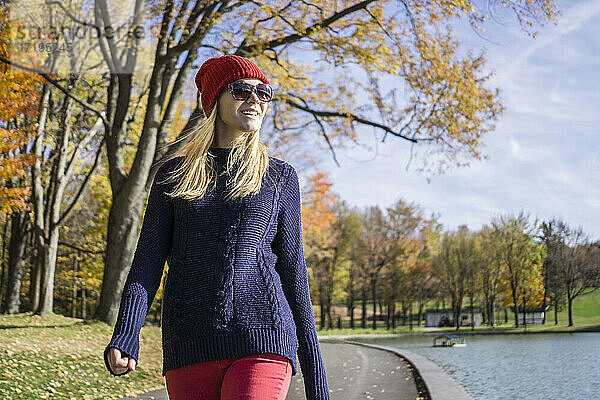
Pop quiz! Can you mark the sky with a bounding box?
[304,0,600,240]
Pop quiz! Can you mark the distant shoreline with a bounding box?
[317,327,600,341]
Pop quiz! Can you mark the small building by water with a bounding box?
[510,306,549,325]
[433,334,467,347]
[426,308,482,327]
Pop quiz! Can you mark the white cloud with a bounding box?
[494,0,600,84]
[313,2,600,240]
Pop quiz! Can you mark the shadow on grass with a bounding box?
[576,324,600,332]
[0,321,88,329]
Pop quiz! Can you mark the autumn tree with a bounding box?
[433,225,479,330]
[478,225,504,327]
[383,235,424,329]
[411,218,442,326]
[540,220,566,324]
[301,171,341,329]
[492,213,544,328]
[383,200,430,329]
[354,199,425,329]
[541,219,600,327]
[355,206,388,329]
[3,0,559,324]
[333,206,364,329]
[0,7,42,313]
[1,2,108,315]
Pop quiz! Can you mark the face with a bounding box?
[216,78,269,134]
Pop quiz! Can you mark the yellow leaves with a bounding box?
[0,313,164,399]
[302,171,339,240]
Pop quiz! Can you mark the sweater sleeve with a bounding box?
[273,164,330,400]
[103,160,175,376]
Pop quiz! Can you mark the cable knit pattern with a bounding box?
[213,158,243,331]
[103,147,330,400]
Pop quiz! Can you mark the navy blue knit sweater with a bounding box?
[103,147,330,399]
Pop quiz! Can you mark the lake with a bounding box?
[359,332,600,400]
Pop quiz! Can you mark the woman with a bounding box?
[103,55,330,400]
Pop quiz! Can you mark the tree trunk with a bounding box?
[541,278,548,325]
[554,298,559,325]
[512,286,519,328]
[36,228,60,314]
[34,74,87,315]
[81,286,87,320]
[489,294,496,328]
[347,268,355,329]
[326,258,335,330]
[361,288,367,329]
[470,294,474,331]
[4,212,30,314]
[94,201,144,325]
[568,296,574,327]
[483,289,489,325]
[72,266,77,318]
[386,302,391,330]
[371,278,377,330]
[29,83,51,313]
[72,255,79,318]
[522,294,527,329]
[28,255,41,313]
[318,283,325,330]
[0,218,8,309]
[452,295,462,331]
[93,38,188,325]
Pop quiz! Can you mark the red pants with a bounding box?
[165,353,293,400]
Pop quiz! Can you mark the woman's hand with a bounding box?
[107,347,136,375]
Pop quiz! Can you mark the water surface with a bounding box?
[360,333,600,400]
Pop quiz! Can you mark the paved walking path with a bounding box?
[118,342,420,400]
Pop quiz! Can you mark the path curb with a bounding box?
[344,340,472,400]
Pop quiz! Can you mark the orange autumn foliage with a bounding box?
[301,172,339,239]
[0,11,42,213]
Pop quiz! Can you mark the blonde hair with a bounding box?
[162,101,270,202]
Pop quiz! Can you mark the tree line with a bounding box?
[0,0,563,327]
[301,182,600,330]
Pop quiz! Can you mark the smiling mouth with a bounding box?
[241,110,259,117]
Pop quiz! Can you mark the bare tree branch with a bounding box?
[236,0,377,56]
[0,56,108,126]
[57,135,105,227]
[283,95,341,167]
[282,95,418,144]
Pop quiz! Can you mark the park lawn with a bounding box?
[537,288,600,330]
[316,325,416,336]
[0,312,164,400]
[1,291,598,398]
[431,290,600,334]
[317,290,600,336]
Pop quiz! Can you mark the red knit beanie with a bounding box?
[194,55,270,117]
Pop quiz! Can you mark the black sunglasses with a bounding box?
[228,82,274,102]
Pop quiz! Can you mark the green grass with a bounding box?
[566,288,600,318]
[0,312,164,400]
[1,291,598,398]
[316,290,600,335]
[317,326,416,336]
